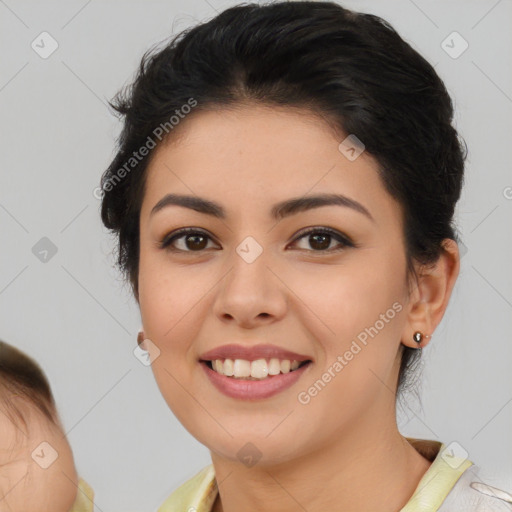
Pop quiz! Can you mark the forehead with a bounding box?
[0,399,51,453]
[140,105,399,225]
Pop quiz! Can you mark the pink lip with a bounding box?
[200,360,312,400]
[199,344,312,362]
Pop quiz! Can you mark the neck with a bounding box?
[210,417,432,512]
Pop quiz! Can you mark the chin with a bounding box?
[205,433,303,468]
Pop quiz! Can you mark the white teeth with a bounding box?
[210,358,305,379]
[251,359,268,379]
[268,358,281,375]
[223,358,234,376]
[233,359,251,378]
[213,360,224,375]
[280,360,291,373]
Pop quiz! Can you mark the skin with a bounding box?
[137,104,460,512]
[0,399,79,512]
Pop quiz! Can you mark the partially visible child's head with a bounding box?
[0,339,80,511]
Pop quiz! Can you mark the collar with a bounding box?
[400,438,473,511]
[69,477,95,512]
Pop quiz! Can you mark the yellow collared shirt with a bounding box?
[157,438,512,512]
[69,477,95,512]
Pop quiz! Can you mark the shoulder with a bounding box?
[438,464,512,511]
[157,464,217,512]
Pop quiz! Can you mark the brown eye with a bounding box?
[160,228,218,252]
[290,227,353,252]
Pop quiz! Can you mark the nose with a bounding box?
[212,245,288,329]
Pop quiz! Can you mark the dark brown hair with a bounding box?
[99,1,467,397]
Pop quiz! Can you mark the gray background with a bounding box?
[1,0,511,511]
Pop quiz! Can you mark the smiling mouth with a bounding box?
[201,358,312,380]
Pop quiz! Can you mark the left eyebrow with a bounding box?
[150,192,375,223]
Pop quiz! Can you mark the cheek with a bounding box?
[291,256,405,343]
[139,247,191,333]
[290,272,406,437]
[293,255,407,403]
[138,254,213,349]
[38,434,79,511]
[138,254,214,410]
[1,435,78,512]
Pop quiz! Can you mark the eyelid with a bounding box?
[160,227,218,250]
[290,226,354,248]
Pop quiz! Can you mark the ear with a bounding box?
[402,238,460,349]
[137,329,145,346]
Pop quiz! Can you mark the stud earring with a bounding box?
[413,331,431,349]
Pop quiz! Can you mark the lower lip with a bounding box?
[200,361,312,400]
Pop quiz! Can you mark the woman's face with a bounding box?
[138,105,416,465]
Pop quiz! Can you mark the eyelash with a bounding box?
[159,226,355,254]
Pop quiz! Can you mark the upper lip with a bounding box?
[199,344,313,362]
